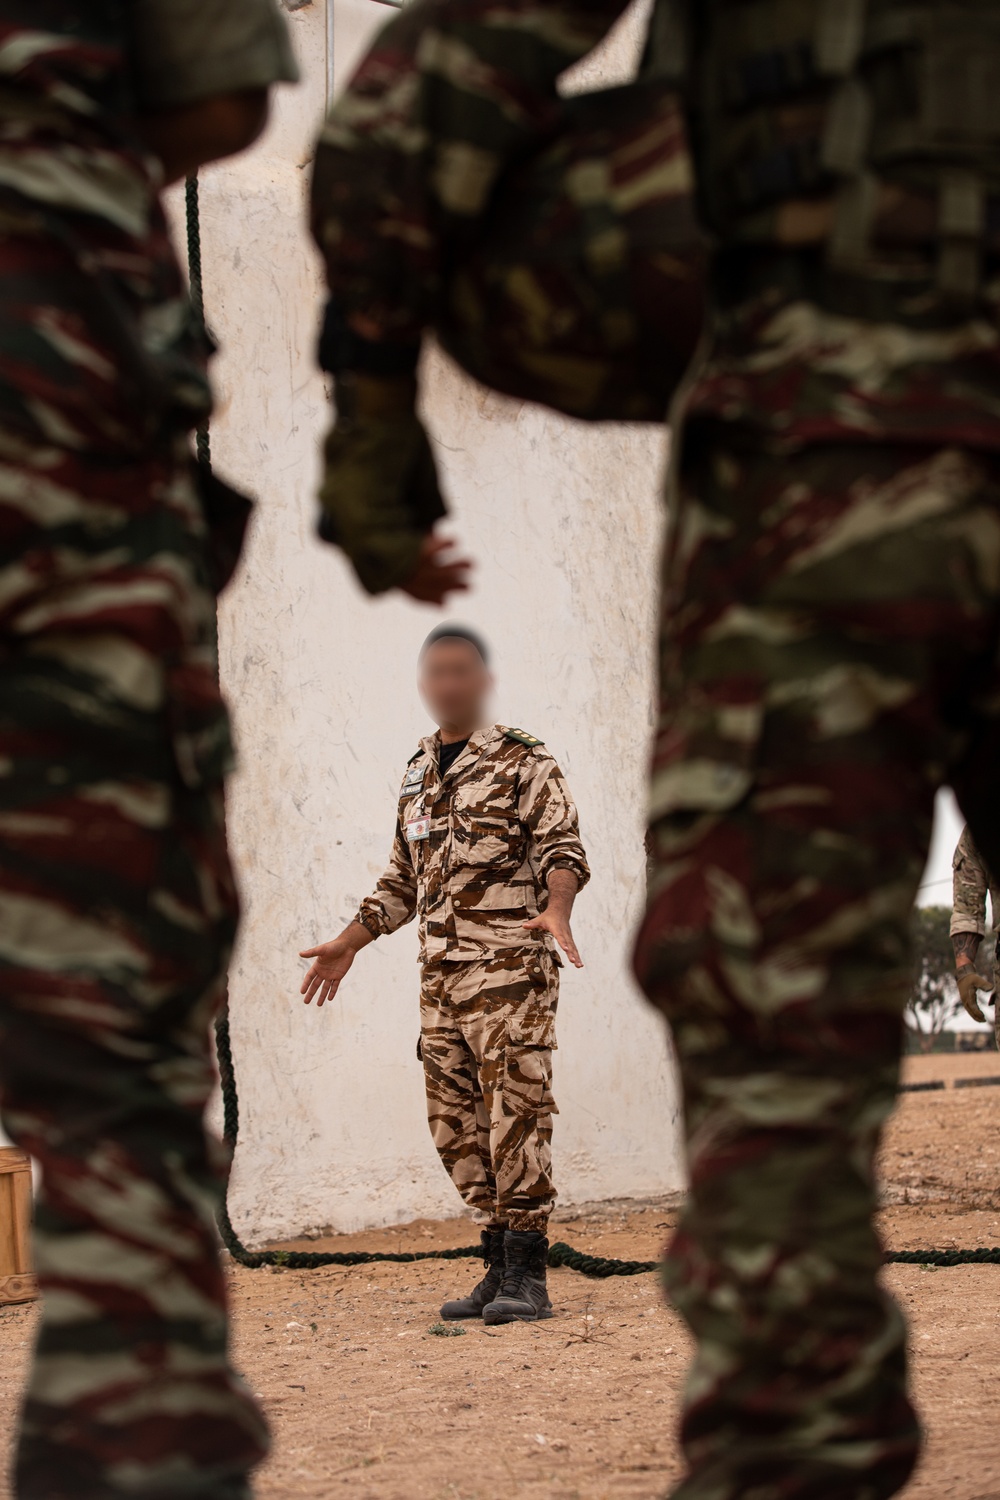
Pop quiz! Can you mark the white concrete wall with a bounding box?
[170,0,685,1243]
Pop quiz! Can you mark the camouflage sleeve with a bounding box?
[519,750,591,891]
[355,819,418,938]
[310,0,633,349]
[950,825,988,939]
[132,0,299,111]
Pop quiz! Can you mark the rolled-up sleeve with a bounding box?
[951,826,988,938]
[132,0,299,110]
[355,820,419,938]
[519,751,590,891]
[310,0,632,344]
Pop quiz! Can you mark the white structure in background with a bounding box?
[184,0,686,1244]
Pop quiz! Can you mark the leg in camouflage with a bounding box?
[419,950,559,1232]
[636,431,1000,1499]
[0,421,267,1496]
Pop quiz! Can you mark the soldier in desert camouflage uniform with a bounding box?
[300,625,589,1324]
[951,823,1000,1047]
[0,4,296,1496]
[308,0,1000,1494]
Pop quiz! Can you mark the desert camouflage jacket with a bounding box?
[356,724,590,963]
[951,824,1000,957]
[312,0,1000,454]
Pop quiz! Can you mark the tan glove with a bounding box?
[957,967,991,1024]
[317,374,447,595]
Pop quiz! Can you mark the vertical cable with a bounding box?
[184,172,211,470]
[325,0,336,107]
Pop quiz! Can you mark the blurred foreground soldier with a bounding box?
[632,6,1000,1499]
[0,4,296,1496]
[951,824,1000,1046]
[314,0,1000,1496]
[300,627,590,1324]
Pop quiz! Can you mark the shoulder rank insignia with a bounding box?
[504,727,544,748]
[406,748,424,765]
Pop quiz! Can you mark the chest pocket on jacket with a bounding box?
[453,801,525,867]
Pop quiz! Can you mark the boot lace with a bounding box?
[498,1262,530,1296]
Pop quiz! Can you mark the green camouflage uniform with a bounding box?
[951,822,1000,1031]
[356,725,589,1231]
[311,1,1000,1496]
[0,4,296,1496]
[634,4,1000,1496]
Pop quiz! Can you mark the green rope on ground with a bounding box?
[185,157,1000,1281]
[213,1017,659,1276]
[885,1247,1000,1266]
[214,1004,1000,1275]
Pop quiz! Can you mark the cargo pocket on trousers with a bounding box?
[503,1015,558,1118]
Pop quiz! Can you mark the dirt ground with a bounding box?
[3,1050,1000,1499]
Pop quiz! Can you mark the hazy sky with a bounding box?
[920,788,964,910]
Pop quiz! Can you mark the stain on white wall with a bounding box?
[175,0,686,1244]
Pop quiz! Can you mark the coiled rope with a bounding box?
[184,177,1000,1278]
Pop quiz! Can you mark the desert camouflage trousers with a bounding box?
[419,949,559,1232]
[0,432,267,1496]
[635,430,1000,1500]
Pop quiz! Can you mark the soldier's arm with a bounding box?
[309,0,631,597]
[519,751,591,890]
[356,817,421,939]
[300,818,418,1008]
[312,0,633,345]
[132,0,298,183]
[951,826,991,1022]
[951,826,989,961]
[519,749,590,966]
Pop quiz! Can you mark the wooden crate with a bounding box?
[0,1148,37,1305]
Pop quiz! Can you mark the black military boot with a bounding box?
[439,1228,507,1319]
[482,1230,552,1324]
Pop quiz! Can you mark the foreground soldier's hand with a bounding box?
[300,921,374,1007]
[317,371,473,602]
[957,966,991,1024]
[401,532,472,605]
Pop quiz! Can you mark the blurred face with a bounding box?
[418,639,491,730]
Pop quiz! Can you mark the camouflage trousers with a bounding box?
[0,428,267,1496]
[635,431,1000,1500]
[419,949,559,1232]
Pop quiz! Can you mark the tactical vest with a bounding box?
[682,0,1000,297]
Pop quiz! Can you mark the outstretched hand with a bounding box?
[300,936,358,1007]
[400,532,473,605]
[522,911,584,969]
[957,967,991,1025]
